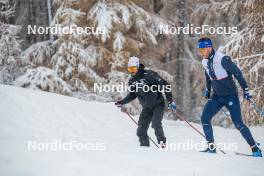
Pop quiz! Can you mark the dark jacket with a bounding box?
[120,64,173,109]
[203,50,248,96]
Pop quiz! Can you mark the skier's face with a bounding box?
[198,47,212,59]
[127,66,138,75]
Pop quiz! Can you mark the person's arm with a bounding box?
[205,70,212,91]
[150,71,173,102]
[118,80,137,105]
[203,70,212,99]
[148,71,177,111]
[221,56,248,90]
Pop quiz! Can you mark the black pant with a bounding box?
[137,102,166,146]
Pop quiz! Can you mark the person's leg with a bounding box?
[201,97,223,143]
[151,102,166,144]
[224,95,256,146]
[137,108,153,146]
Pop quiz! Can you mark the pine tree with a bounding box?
[0,1,23,84]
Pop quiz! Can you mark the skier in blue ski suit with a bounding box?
[197,37,262,157]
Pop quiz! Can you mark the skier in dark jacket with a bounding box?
[115,56,177,147]
[198,37,262,157]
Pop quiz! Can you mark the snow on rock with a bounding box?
[15,67,72,95]
[0,85,264,176]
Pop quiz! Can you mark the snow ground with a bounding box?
[0,85,263,176]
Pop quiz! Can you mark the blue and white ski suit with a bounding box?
[201,49,255,146]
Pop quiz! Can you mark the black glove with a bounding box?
[115,101,123,107]
[168,101,177,112]
[243,88,252,102]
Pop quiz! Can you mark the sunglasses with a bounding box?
[127,66,138,73]
[198,48,208,54]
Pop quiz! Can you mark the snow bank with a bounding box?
[0,85,263,176]
[15,67,72,95]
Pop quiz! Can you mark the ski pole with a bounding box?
[172,111,226,154]
[121,107,160,148]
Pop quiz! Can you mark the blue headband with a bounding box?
[198,40,212,48]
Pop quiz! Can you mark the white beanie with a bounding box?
[128,56,140,67]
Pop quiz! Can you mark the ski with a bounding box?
[234,152,253,157]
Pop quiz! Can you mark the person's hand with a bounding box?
[168,101,177,112]
[204,89,211,99]
[243,88,252,102]
[115,101,123,107]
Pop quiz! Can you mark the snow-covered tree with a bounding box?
[190,0,264,126]
[4,0,262,126]
[9,0,173,115]
[15,66,72,95]
[0,1,23,85]
[224,0,264,126]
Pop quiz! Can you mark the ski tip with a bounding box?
[235,152,262,157]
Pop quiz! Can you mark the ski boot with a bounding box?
[159,141,166,149]
[251,144,262,157]
[139,138,150,147]
[200,142,216,153]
